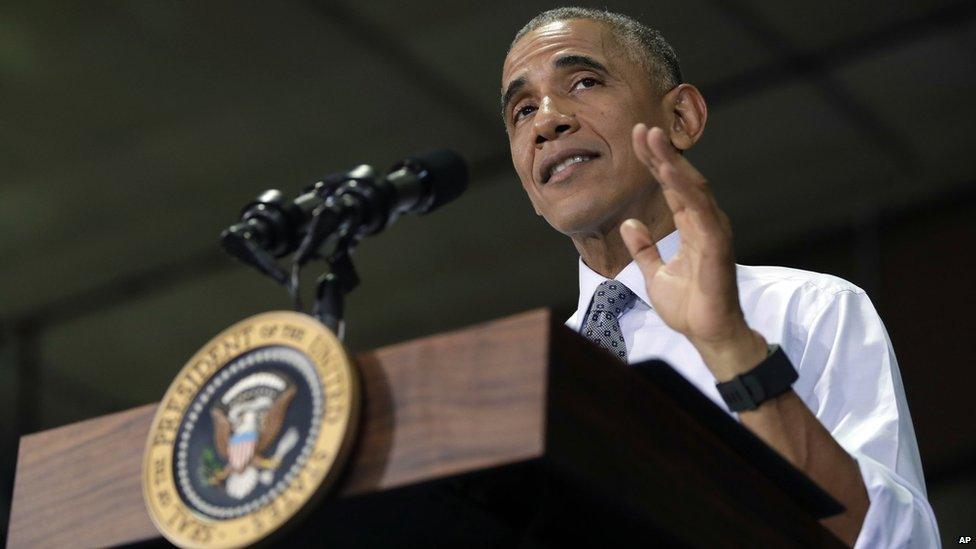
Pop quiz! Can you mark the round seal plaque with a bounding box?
[143,311,359,548]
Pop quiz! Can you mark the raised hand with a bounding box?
[620,124,766,380]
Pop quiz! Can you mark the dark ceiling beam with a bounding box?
[704,0,976,104]
[12,321,40,436]
[701,0,976,171]
[301,0,514,182]
[6,249,231,329]
[40,367,142,420]
[303,0,504,136]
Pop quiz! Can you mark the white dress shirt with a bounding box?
[567,230,941,548]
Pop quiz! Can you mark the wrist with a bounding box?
[693,325,768,382]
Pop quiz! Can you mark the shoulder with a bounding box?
[733,264,885,355]
[736,263,864,295]
[735,264,866,316]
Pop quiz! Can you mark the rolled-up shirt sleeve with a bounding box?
[787,287,940,548]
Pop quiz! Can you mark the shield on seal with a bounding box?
[228,431,258,472]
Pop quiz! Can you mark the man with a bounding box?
[501,7,939,548]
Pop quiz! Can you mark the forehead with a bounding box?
[502,19,624,87]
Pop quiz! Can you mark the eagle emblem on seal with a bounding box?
[205,372,299,499]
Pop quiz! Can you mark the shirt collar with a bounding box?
[576,229,680,313]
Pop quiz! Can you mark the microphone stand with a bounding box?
[312,239,360,341]
[228,181,364,342]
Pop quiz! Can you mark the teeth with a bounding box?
[549,155,591,180]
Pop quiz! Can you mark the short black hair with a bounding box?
[511,7,683,94]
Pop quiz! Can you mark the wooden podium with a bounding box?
[7,309,844,548]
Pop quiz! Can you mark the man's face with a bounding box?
[502,19,667,236]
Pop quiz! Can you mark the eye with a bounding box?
[514,104,536,123]
[573,77,600,90]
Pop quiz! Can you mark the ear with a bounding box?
[663,84,707,152]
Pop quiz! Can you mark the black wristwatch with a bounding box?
[716,344,798,412]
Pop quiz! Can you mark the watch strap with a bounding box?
[716,344,798,412]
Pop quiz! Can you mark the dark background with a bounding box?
[1,0,973,543]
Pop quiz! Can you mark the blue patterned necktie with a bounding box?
[581,280,638,360]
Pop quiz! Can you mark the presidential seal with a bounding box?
[143,311,359,548]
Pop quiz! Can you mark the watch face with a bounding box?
[717,376,757,412]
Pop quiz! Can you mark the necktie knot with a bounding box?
[581,281,637,360]
[589,281,636,316]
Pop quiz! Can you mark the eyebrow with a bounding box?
[553,54,608,74]
[500,54,610,121]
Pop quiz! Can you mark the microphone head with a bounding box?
[406,149,468,213]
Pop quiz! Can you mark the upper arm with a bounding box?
[790,288,926,494]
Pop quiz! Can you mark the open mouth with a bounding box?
[542,152,600,184]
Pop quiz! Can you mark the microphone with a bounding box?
[293,149,468,266]
[221,149,468,274]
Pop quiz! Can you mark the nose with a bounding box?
[533,96,579,146]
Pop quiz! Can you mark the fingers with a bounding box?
[631,123,709,201]
[631,123,681,171]
[632,123,727,231]
[631,123,657,172]
[620,218,664,277]
[645,125,681,167]
[633,124,685,214]
[646,129,707,204]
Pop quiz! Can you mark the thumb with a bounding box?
[620,219,664,278]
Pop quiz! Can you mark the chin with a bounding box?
[545,194,640,238]
[543,205,612,237]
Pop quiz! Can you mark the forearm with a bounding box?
[697,327,869,546]
[740,390,869,546]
